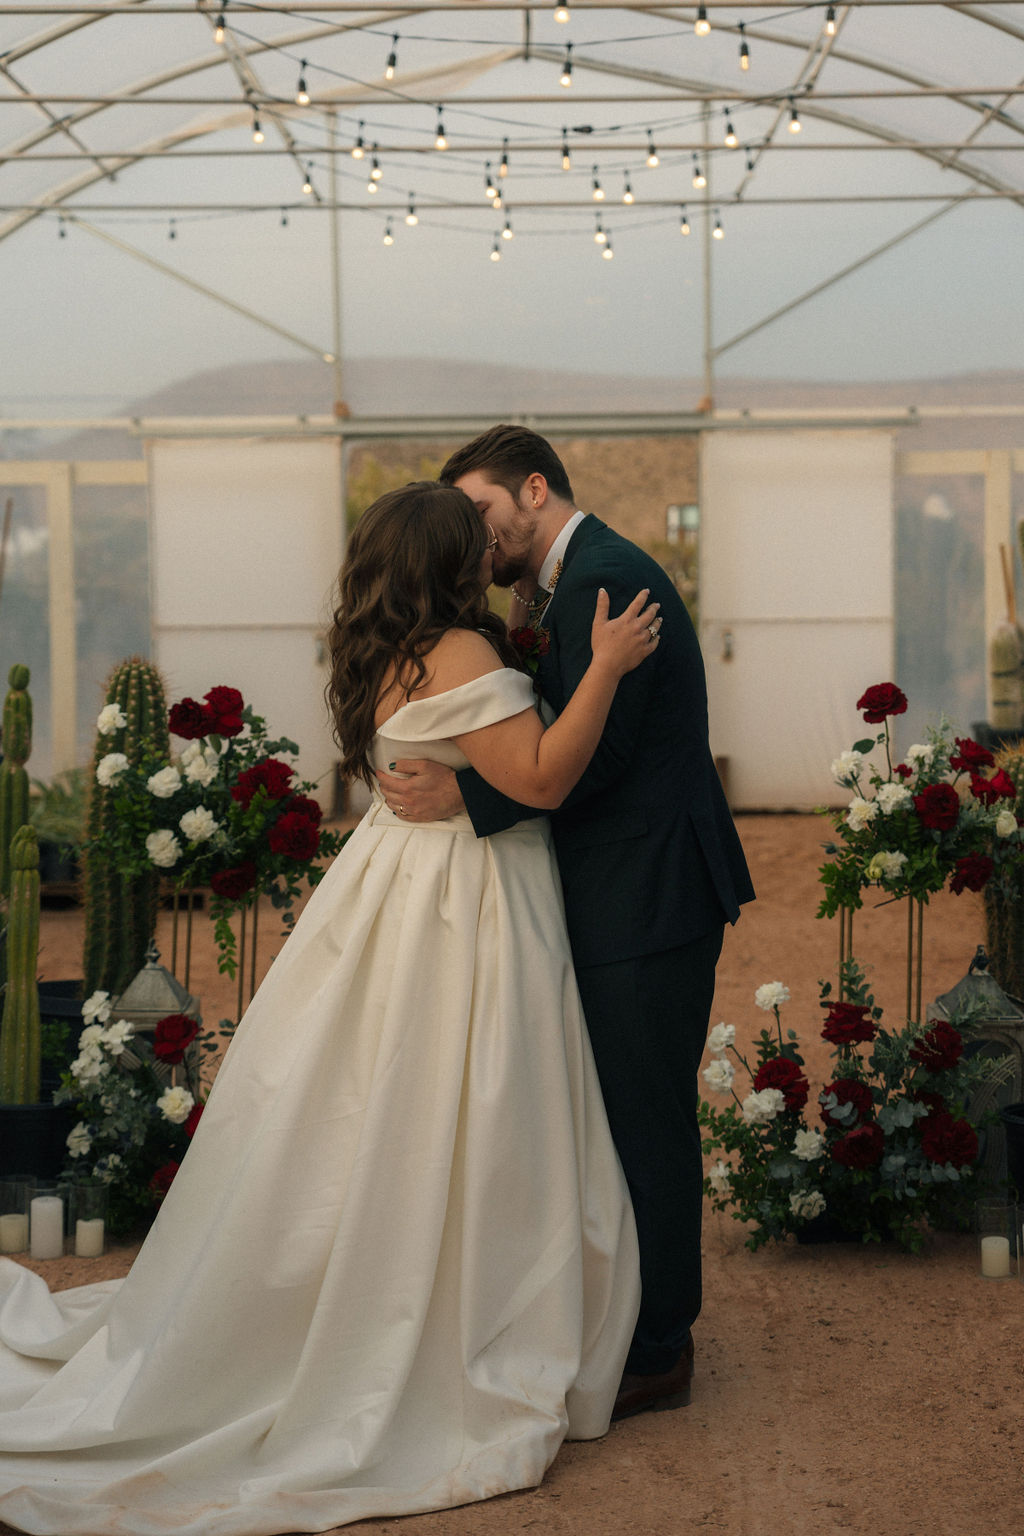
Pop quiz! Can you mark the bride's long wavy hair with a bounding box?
[327,481,520,786]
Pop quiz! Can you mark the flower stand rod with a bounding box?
[837,906,854,999]
[906,898,925,1026]
[169,889,196,994]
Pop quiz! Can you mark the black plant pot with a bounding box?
[0,1101,75,1180]
[999,1102,1024,1199]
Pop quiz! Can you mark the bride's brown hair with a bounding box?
[327,481,520,786]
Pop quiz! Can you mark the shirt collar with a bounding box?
[537,510,586,592]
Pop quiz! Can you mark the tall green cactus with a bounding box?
[984,743,1024,999]
[0,664,32,898]
[83,657,169,997]
[0,824,41,1103]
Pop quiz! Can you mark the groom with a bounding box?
[376,426,754,1417]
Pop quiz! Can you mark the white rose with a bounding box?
[708,1159,731,1197]
[742,1088,786,1126]
[81,990,111,1025]
[66,1121,92,1158]
[71,1046,108,1084]
[96,752,129,788]
[905,742,935,768]
[830,749,865,787]
[876,782,913,815]
[708,1021,736,1055]
[179,806,219,843]
[789,1189,826,1220]
[100,1020,135,1056]
[96,703,127,736]
[184,754,218,788]
[703,1057,735,1095]
[754,982,790,1012]
[996,809,1018,838]
[157,1086,195,1125]
[793,1127,825,1161]
[147,765,182,799]
[145,829,182,869]
[866,849,908,883]
[845,795,878,832]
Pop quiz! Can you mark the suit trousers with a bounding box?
[575,926,724,1376]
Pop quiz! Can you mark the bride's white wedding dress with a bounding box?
[0,670,639,1536]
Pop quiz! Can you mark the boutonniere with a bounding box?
[509,625,550,675]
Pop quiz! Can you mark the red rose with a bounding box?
[821,1001,876,1047]
[204,685,245,738]
[831,1123,885,1169]
[210,861,258,899]
[821,1078,874,1127]
[856,683,908,723]
[950,853,994,895]
[232,759,295,808]
[909,1089,947,1117]
[185,1101,205,1139]
[910,1019,964,1074]
[168,697,215,740]
[950,736,994,773]
[153,1012,200,1065]
[970,769,1016,806]
[753,1056,809,1112]
[510,626,550,658]
[268,810,320,861]
[149,1161,180,1200]
[920,1111,978,1169]
[895,763,913,779]
[287,794,323,826]
[913,782,960,831]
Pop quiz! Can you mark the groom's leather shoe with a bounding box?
[611,1333,694,1422]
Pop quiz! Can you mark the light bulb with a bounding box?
[646,130,659,168]
[554,4,570,20]
[405,199,418,226]
[695,5,710,36]
[739,23,750,70]
[622,175,634,204]
[592,167,604,202]
[561,131,571,171]
[602,242,614,259]
[214,11,226,44]
[490,241,501,262]
[825,5,836,35]
[383,221,394,246]
[680,206,690,235]
[367,177,377,194]
[560,44,573,87]
[724,112,737,149]
[594,221,607,245]
[435,109,447,151]
[788,104,802,134]
[713,215,724,239]
[499,140,509,177]
[370,150,382,180]
[302,173,312,195]
[385,35,398,79]
[692,155,706,189]
[252,115,264,144]
[296,63,310,106]
[485,163,497,199]
[352,124,365,159]
[502,218,513,240]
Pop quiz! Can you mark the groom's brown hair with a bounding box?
[440,425,575,504]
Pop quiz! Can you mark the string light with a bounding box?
[713,211,724,239]
[602,238,614,260]
[679,205,690,235]
[646,130,659,168]
[296,62,310,106]
[367,161,379,193]
[825,4,837,34]
[370,146,383,180]
[724,110,738,149]
[738,21,750,70]
[252,112,264,144]
[622,173,634,204]
[302,164,313,195]
[351,123,365,159]
[554,3,570,20]
[383,219,394,246]
[594,216,607,245]
[788,99,802,134]
[434,108,447,150]
[592,166,605,202]
[499,139,509,178]
[385,34,398,79]
[492,192,503,210]
[692,154,706,189]
[490,237,501,262]
[168,218,177,240]
[502,214,514,240]
[561,128,571,170]
[405,196,418,226]
[560,43,573,88]
[695,4,711,36]
[485,163,498,199]
[214,8,226,44]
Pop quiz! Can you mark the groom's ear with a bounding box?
[523,472,548,510]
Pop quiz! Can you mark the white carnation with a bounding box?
[77,1023,105,1050]
[742,1088,786,1126]
[81,990,111,1025]
[145,829,182,868]
[96,752,129,788]
[179,740,204,766]
[66,1121,93,1158]
[147,765,182,799]
[157,1086,195,1125]
[708,1021,736,1055]
[793,1127,825,1161]
[905,742,935,768]
[71,1046,108,1084]
[100,1020,135,1057]
[179,806,219,843]
[789,1189,826,1220]
[866,849,908,882]
[754,982,790,1012]
[184,754,219,787]
[708,1159,731,1197]
[703,1057,736,1095]
[876,782,913,815]
[996,809,1018,839]
[845,795,879,832]
[830,749,865,787]
[96,703,127,736]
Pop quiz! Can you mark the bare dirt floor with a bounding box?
[8,814,1024,1536]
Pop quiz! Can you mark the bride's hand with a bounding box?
[590,587,662,676]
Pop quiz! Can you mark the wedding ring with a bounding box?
[397,804,406,816]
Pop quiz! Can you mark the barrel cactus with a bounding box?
[83,658,169,997]
[0,824,42,1103]
[0,663,32,898]
[984,743,1024,999]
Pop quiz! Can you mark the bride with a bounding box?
[0,481,660,1536]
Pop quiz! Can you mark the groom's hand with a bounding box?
[375,759,465,821]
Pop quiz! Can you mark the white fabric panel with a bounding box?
[148,438,343,797]
[700,430,895,810]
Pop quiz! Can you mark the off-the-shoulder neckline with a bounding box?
[374,667,526,735]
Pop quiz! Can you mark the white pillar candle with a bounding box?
[980,1234,1011,1278]
[0,1213,28,1253]
[74,1218,105,1259]
[29,1195,64,1260]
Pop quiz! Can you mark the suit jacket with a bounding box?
[458,516,754,968]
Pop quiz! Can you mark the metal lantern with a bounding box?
[109,940,202,1089]
[928,945,1024,1187]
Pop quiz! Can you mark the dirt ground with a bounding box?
[9,814,1024,1536]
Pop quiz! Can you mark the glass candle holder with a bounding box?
[0,1177,32,1254]
[71,1182,108,1258]
[976,1198,1020,1279]
[29,1185,65,1260]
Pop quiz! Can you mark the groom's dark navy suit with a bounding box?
[458,515,754,1374]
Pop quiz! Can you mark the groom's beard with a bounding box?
[489,495,535,588]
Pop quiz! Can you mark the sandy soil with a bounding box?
[7,814,1023,1536]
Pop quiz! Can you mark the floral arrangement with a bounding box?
[509,625,550,675]
[56,989,211,1235]
[90,685,345,977]
[818,681,1022,916]
[698,966,1004,1252]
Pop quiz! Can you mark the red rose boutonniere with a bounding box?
[510,625,551,676]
